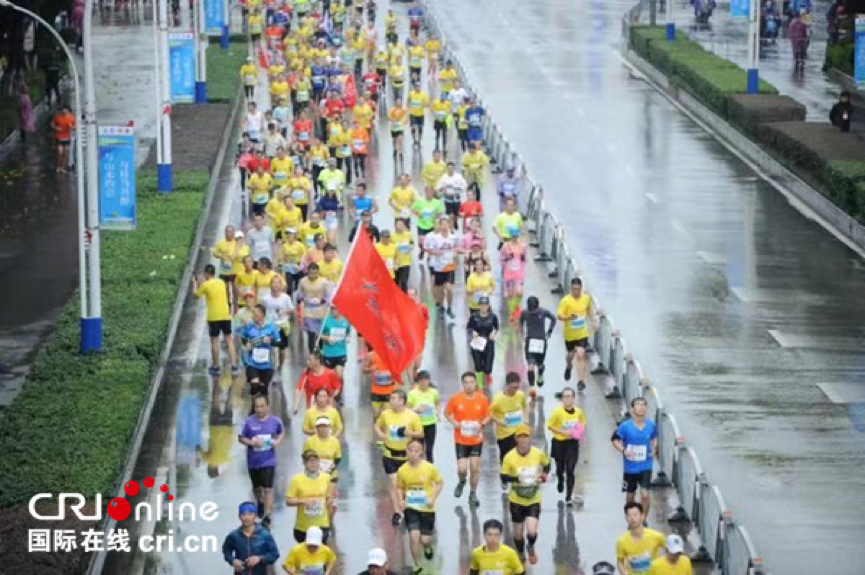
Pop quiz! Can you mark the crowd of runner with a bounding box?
[189,1,695,573]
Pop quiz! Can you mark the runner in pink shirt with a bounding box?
[500,234,527,323]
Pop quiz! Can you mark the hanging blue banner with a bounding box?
[856,16,865,88]
[204,0,224,35]
[730,0,750,18]
[169,31,195,103]
[98,126,136,231]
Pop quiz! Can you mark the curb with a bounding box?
[84,79,245,575]
[625,48,865,256]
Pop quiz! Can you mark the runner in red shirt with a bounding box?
[293,109,313,150]
[361,70,382,105]
[459,185,484,229]
[293,352,343,412]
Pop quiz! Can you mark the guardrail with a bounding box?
[419,1,765,573]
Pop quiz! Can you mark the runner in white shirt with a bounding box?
[423,215,459,319]
[436,162,468,231]
[242,101,264,144]
[448,81,468,115]
[260,277,294,368]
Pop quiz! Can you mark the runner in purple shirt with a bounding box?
[239,395,285,528]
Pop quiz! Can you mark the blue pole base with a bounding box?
[665,22,676,40]
[80,317,103,354]
[157,163,173,193]
[221,25,230,49]
[746,68,759,94]
[195,81,207,104]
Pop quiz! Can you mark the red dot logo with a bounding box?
[124,481,140,497]
[167,495,174,501]
[160,484,168,493]
[143,477,155,488]
[107,498,131,521]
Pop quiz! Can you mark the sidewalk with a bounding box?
[670,1,865,134]
[0,5,157,405]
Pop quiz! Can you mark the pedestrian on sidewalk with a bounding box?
[830,91,853,133]
[18,84,35,143]
[789,11,809,70]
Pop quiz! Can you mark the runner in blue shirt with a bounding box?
[611,397,658,520]
[465,99,486,144]
[239,303,282,397]
[238,395,285,529]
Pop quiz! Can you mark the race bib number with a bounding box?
[388,425,403,441]
[219,259,232,272]
[340,145,351,156]
[374,371,392,384]
[283,262,300,274]
[252,347,270,363]
[527,338,545,354]
[628,553,652,573]
[517,466,538,486]
[244,74,255,84]
[300,565,325,575]
[325,211,337,223]
[417,403,434,417]
[274,171,287,181]
[304,498,324,517]
[398,243,411,254]
[626,444,647,462]
[319,458,334,473]
[570,315,586,330]
[329,327,346,341]
[507,258,521,271]
[253,434,273,452]
[292,189,306,201]
[460,420,480,437]
[481,571,504,575]
[307,297,321,307]
[504,410,522,427]
[406,488,428,508]
[470,336,487,351]
[399,208,411,219]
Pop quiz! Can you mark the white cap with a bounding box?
[367,548,387,567]
[315,416,331,427]
[234,230,244,239]
[665,534,684,554]
[305,526,324,546]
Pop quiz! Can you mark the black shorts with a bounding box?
[417,225,434,238]
[218,273,236,284]
[444,201,461,216]
[274,327,289,350]
[248,466,275,489]
[497,435,517,462]
[246,366,274,386]
[294,527,330,544]
[57,139,70,147]
[455,443,482,459]
[251,33,261,43]
[433,270,455,286]
[371,392,391,405]
[391,129,404,139]
[509,501,541,524]
[382,455,405,475]
[410,115,424,127]
[322,355,347,369]
[565,338,590,352]
[622,470,653,493]
[403,508,436,535]
[208,320,232,337]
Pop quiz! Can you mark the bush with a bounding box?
[821,160,865,217]
[630,26,776,117]
[206,39,250,103]
[825,41,854,77]
[0,171,209,507]
[727,94,806,137]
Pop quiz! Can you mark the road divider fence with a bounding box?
[419,1,765,573]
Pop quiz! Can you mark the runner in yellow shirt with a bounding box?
[278,228,306,293]
[490,373,528,472]
[500,424,551,566]
[375,389,424,527]
[270,148,293,187]
[396,439,444,572]
[282,527,336,575]
[211,225,245,301]
[422,148,447,189]
[192,264,239,374]
[287,166,313,220]
[547,387,586,506]
[555,276,597,390]
[465,259,495,313]
[407,83,429,146]
[616,502,666,575]
[375,230,398,278]
[470,519,525,575]
[425,36,441,77]
[234,255,258,306]
[302,416,342,481]
[389,174,418,225]
[461,142,490,189]
[431,95,453,151]
[407,43,425,84]
[285,450,335,544]
[392,219,414,291]
[438,60,457,95]
[317,245,343,284]
[388,98,407,169]
[648,535,693,575]
[239,57,258,100]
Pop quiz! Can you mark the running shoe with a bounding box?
[392,512,402,526]
[446,307,455,319]
[468,491,480,507]
[557,476,564,494]
[230,364,240,375]
[527,545,537,565]
[454,480,466,498]
[209,365,221,375]
[564,366,572,381]
[577,380,586,392]
[423,545,434,560]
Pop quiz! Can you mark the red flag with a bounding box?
[332,227,427,376]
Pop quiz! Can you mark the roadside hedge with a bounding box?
[631,26,865,225]
[631,26,776,117]
[206,39,250,104]
[0,171,208,507]
[825,41,854,77]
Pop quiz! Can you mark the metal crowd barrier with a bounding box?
[418,1,765,572]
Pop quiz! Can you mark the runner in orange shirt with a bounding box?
[444,372,491,507]
[363,348,399,420]
[51,106,76,173]
[350,120,370,181]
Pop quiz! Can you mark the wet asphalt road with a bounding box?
[427,0,865,572]
[106,11,698,575]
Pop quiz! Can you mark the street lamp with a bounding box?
[746,0,760,93]
[0,0,96,352]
